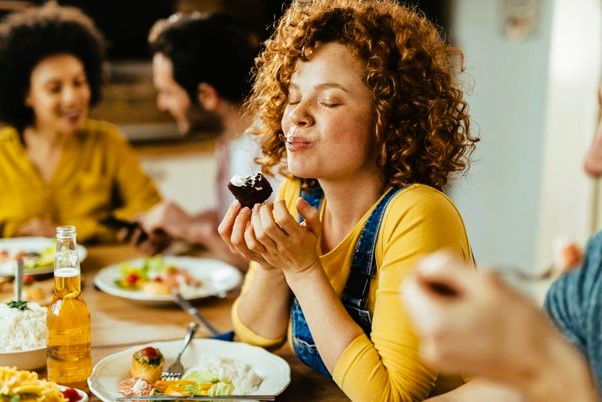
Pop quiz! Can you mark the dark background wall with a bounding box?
[55,0,451,61]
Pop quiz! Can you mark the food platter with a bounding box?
[0,237,87,276]
[94,256,242,304]
[88,339,290,401]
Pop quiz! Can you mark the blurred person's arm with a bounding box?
[134,201,247,269]
[427,378,525,402]
[403,252,597,402]
[108,127,162,220]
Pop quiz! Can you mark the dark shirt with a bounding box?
[545,230,602,395]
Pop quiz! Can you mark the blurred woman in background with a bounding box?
[0,3,161,242]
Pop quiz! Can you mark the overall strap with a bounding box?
[299,182,324,213]
[341,186,403,313]
[290,183,403,377]
[298,182,403,314]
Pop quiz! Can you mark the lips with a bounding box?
[61,109,84,124]
[285,136,312,151]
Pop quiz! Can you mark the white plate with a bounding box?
[93,257,242,304]
[0,237,88,276]
[88,339,290,401]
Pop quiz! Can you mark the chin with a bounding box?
[288,162,318,179]
[60,121,85,135]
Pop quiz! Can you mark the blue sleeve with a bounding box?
[544,231,602,357]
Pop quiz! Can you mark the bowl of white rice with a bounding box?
[0,301,47,370]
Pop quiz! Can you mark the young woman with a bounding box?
[0,4,161,242]
[219,0,479,399]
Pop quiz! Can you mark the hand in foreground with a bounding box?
[403,252,595,401]
[15,218,56,237]
[218,198,321,274]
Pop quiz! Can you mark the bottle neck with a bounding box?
[55,239,80,269]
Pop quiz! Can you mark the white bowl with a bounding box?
[0,346,47,370]
[58,385,89,402]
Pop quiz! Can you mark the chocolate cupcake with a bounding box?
[227,172,273,208]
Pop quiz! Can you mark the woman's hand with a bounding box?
[219,200,274,268]
[218,198,322,274]
[248,197,321,275]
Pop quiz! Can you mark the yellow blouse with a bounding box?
[0,120,161,242]
[232,179,474,401]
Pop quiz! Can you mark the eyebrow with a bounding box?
[41,71,87,84]
[289,82,350,93]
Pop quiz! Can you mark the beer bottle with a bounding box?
[47,225,92,389]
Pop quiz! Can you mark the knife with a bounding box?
[172,291,220,336]
[116,395,275,401]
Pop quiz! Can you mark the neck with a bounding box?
[23,126,67,150]
[319,173,385,227]
[217,102,251,139]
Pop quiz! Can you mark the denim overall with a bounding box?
[290,184,402,377]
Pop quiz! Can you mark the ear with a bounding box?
[24,91,32,107]
[197,83,220,111]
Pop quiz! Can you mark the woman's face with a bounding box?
[25,54,90,135]
[281,42,377,182]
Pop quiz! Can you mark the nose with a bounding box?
[61,86,77,104]
[287,102,314,128]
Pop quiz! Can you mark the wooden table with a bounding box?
[76,244,349,401]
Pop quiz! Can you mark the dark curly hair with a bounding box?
[149,12,257,105]
[0,3,106,132]
[246,0,479,190]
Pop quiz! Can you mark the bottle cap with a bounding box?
[56,225,76,239]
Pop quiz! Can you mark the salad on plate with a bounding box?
[114,256,202,296]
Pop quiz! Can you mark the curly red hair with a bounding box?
[245,0,478,190]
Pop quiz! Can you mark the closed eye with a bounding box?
[320,101,341,108]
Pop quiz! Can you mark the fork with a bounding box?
[162,321,200,380]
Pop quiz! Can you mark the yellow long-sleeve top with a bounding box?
[0,120,162,243]
[232,179,473,401]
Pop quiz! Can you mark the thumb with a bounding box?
[296,197,321,236]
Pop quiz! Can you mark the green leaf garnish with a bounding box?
[7,300,29,311]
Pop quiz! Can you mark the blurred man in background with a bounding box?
[128,12,270,269]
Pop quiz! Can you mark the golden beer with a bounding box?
[47,228,91,390]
